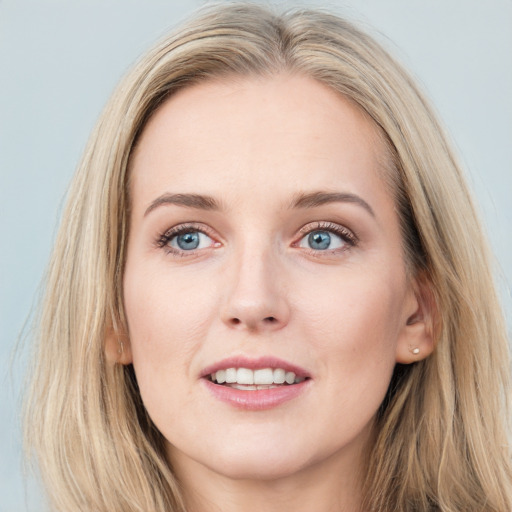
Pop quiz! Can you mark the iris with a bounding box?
[177,232,200,250]
[308,231,331,250]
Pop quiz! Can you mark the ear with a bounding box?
[395,272,437,364]
[104,323,133,366]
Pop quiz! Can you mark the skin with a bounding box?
[117,74,433,512]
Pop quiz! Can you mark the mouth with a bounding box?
[201,357,311,409]
[207,367,309,390]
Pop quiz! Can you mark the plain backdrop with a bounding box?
[1,1,511,510]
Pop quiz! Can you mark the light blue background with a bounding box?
[1,1,511,510]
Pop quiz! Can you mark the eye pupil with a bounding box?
[308,231,331,250]
[177,232,200,250]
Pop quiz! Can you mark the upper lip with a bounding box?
[200,356,311,379]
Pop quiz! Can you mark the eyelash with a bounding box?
[155,221,358,257]
[156,223,218,257]
[294,221,358,255]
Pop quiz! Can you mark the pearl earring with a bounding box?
[411,347,420,355]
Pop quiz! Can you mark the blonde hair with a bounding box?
[24,3,511,511]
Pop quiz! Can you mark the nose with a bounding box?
[220,246,290,333]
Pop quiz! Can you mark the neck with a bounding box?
[170,441,368,512]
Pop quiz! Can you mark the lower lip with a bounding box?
[203,379,311,410]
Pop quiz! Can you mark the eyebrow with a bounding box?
[144,193,220,217]
[144,190,375,218]
[290,191,375,217]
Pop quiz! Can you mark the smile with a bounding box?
[201,357,312,410]
[209,367,307,389]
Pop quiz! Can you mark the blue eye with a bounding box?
[169,230,213,251]
[298,229,347,251]
[308,231,331,250]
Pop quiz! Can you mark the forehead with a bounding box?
[129,74,392,211]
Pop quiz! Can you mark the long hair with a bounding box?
[24,3,511,511]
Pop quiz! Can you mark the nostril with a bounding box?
[226,316,282,329]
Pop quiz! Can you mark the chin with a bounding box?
[205,450,309,481]
[168,432,314,482]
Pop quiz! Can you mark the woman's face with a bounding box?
[123,74,428,483]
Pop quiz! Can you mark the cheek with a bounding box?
[297,268,405,390]
[122,261,213,397]
[301,267,405,344]
[124,257,213,339]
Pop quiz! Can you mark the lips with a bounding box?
[201,356,311,409]
[209,367,306,388]
[201,356,310,381]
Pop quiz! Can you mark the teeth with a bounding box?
[254,368,274,385]
[273,368,285,384]
[210,367,306,386]
[231,384,281,390]
[225,368,237,383]
[237,368,254,385]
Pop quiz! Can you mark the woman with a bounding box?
[24,3,512,511]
